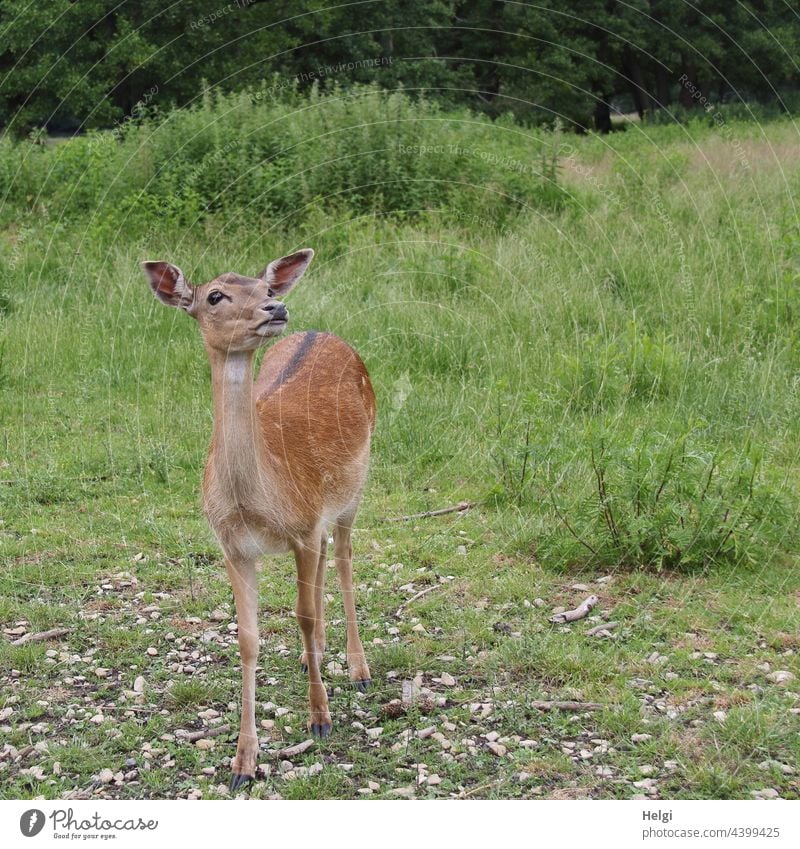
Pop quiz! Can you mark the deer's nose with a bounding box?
[262,302,288,321]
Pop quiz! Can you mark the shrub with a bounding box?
[546,426,790,571]
[0,85,572,235]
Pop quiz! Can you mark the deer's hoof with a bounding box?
[229,771,254,792]
[310,722,332,738]
[353,679,371,692]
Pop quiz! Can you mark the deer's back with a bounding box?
[254,331,375,521]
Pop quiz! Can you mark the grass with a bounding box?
[0,90,799,799]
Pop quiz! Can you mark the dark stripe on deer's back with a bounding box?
[262,331,320,396]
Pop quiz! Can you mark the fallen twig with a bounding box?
[549,595,598,624]
[586,621,619,637]
[385,501,477,522]
[395,584,443,618]
[11,628,70,646]
[277,739,315,758]
[531,700,604,712]
[177,724,231,743]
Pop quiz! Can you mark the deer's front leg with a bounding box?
[225,557,260,790]
[294,535,331,736]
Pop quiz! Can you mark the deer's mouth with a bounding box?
[255,317,288,334]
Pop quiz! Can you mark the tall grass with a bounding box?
[0,88,798,572]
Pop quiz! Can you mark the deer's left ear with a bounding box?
[258,249,314,296]
[142,261,195,312]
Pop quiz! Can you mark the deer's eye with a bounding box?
[207,291,224,305]
[267,288,275,298]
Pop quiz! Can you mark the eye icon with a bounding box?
[20,809,45,837]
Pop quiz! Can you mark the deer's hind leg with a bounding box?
[334,514,371,690]
[300,533,327,673]
[294,532,331,736]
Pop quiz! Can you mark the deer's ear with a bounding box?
[142,261,194,311]
[258,248,314,296]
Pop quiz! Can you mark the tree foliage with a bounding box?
[0,0,797,133]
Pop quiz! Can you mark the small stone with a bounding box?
[52,762,62,775]
[426,774,442,785]
[639,765,655,776]
[752,788,779,799]
[765,761,794,775]
[133,676,145,693]
[633,778,657,790]
[391,786,415,798]
[195,738,216,750]
[94,668,110,678]
[366,727,383,740]
[571,583,589,591]
[767,670,795,685]
[146,647,158,657]
[486,742,507,757]
[631,734,652,743]
[209,609,227,622]
[125,758,137,767]
[198,709,220,720]
[417,726,436,739]
[368,780,380,791]
[485,731,500,742]
[89,714,105,725]
[98,768,114,784]
[456,545,467,555]
[440,672,456,687]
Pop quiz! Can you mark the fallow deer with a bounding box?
[142,249,375,789]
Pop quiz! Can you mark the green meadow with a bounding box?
[0,88,798,799]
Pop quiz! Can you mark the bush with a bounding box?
[0,85,572,235]
[546,426,790,571]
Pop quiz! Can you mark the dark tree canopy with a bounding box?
[0,0,797,134]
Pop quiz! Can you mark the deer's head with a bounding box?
[142,249,314,353]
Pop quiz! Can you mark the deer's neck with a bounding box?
[208,349,268,503]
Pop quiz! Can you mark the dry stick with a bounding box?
[385,501,477,522]
[586,621,619,637]
[549,595,599,624]
[11,628,70,646]
[531,700,604,712]
[458,780,502,799]
[277,739,315,758]
[177,724,231,743]
[394,584,443,618]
